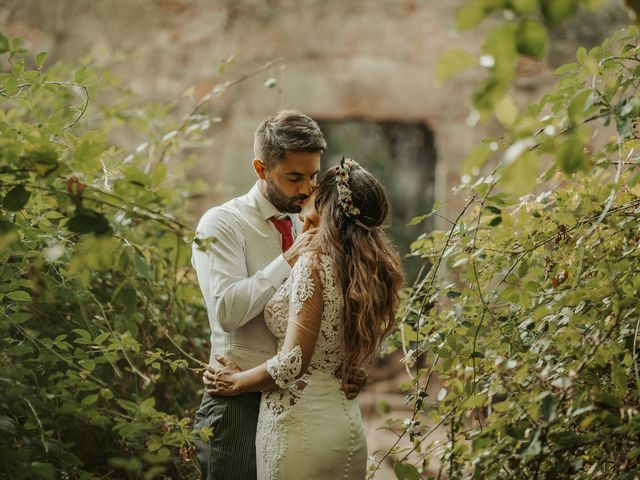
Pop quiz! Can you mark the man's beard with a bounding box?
[264,178,307,213]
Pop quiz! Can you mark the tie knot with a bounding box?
[270,216,294,252]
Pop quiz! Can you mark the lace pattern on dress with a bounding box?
[266,345,303,390]
[290,260,315,314]
[260,254,345,480]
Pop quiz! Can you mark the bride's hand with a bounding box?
[202,354,243,396]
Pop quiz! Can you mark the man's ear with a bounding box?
[252,159,267,180]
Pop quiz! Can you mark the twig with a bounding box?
[0,81,89,130]
[148,59,280,172]
[25,398,49,454]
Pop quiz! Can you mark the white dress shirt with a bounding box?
[191,182,299,370]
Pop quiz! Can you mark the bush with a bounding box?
[379,7,640,480]
[0,34,214,479]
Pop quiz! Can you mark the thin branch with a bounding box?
[25,398,49,454]
[148,59,280,172]
[0,81,90,130]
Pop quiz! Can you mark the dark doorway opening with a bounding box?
[317,120,437,282]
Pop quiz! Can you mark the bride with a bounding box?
[203,158,403,479]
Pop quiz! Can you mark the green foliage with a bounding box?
[380,12,640,480]
[0,35,218,479]
[438,0,613,124]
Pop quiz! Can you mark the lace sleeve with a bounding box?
[264,255,324,389]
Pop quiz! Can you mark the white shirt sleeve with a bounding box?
[192,207,291,333]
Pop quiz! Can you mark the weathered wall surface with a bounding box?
[1,0,630,220]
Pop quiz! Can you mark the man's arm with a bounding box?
[193,208,290,333]
[203,255,324,395]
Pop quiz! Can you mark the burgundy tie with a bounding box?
[270,216,294,252]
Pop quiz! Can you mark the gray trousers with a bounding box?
[194,391,261,480]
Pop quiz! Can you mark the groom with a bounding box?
[191,110,327,479]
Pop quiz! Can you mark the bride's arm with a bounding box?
[204,256,324,396]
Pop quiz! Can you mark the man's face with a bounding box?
[260,150,321,213]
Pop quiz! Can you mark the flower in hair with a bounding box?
[336,157,361,218]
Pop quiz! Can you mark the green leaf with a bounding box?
[568,89,592,120]
[0,33,9,54]
[408,214,430,226]
[139,397,157,416]
[611,363,627,394]
[548,430,583,448]
[72,329,92,344]
[3,186,30,211]
[593,391,623,408]
[495,95,519,127]
[109,457,142,472]
[100,388,114,400]
[489,216,503,226]
[492,401,511,412]
[79,359,96,372]
[35,51,48,68]
[73,132,105,177]
[75,66,87,84]
[523,428,543,458]
[113,282,138,316]
[0,219,16,236]
[462,143,492,174]
[557,130,589,174]
[554,62,578,76]
[456,2,487,31]
[500,150,540,195]
[122,165,151,187]
[68,210,111,235]
[541,393,557,422]
[482,24,518,80]
[462,393,488,409]
[447,290,462,298]
[94,331,110,345]
[24,143,59,176]
[516,19,548,59]
[541,0,578,24]
[473,78,509,112]
[6,290,31,302]
[628,446,640,460]
[436,49,477,82]
[512,0,539,15]
[394,461,420,480]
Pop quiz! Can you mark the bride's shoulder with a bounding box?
[297,252,335,276]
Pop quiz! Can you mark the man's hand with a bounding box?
[283,227,318,267]
[339,364,368,400]
[202,354,243,396]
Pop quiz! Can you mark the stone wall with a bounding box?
[2,0,630,222]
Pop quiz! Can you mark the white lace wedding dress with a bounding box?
[257,254,367,480]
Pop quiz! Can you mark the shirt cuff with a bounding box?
[262,254,291,289]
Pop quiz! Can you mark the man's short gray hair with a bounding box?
[254,110,327,166]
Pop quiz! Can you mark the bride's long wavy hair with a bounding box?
[307,160,404,385]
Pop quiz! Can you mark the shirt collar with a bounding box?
[249,181,286,221]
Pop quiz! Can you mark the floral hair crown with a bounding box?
[335,158,381,232]
[336,157,361,218]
